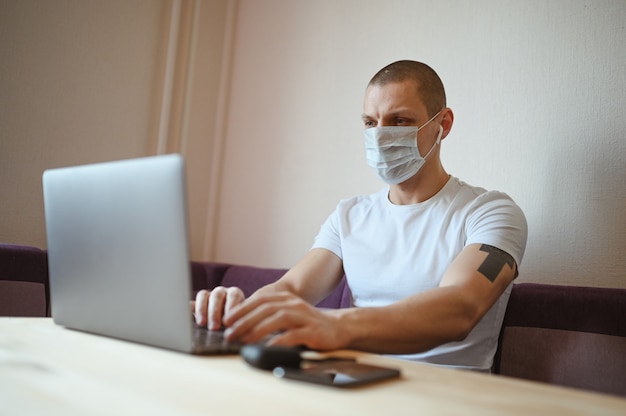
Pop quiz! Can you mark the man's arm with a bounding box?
[331,243,517,353]
[252,248,345,305]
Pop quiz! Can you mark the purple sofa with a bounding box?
[494,282,626,396]
[1,243,625,397]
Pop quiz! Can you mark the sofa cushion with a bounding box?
[0,280,47,317]
[0,243,49,316]
[495,283,626,397]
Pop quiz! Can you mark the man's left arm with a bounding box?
[437,242,518,333]
[330,243,518,354]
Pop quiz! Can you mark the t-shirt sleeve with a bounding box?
[465,192,528,268]
[311,207,343,259]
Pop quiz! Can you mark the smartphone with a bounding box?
[273,360,401,388]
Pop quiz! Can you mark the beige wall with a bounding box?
[2,0,625,288]
[1,0,166,245]
[0,0,232,261]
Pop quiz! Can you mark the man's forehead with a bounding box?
[366,79,420,93]
[363,80,426,111]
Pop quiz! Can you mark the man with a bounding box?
[194,60,527,371]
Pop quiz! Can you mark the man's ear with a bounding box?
[440,108,454,140]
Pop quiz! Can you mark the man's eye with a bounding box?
[364,120,376,128]
[395,118,408,125]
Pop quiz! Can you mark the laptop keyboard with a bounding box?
[192,326,242,354]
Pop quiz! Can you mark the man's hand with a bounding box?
[192,286,245,330]
[222,291,348,351]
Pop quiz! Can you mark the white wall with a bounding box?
[215,0,626,288]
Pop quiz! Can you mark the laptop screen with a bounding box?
[43,154,195,352]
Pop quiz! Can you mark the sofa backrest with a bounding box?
[191,262,352,309]
[0,244,350,317]
[493,283,626,397]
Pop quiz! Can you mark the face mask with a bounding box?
[364,111,442,184]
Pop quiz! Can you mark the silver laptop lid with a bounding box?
[43,154,194,352]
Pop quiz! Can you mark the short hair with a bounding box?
[368,60,446,117]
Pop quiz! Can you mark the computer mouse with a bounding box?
[240,344,302,370]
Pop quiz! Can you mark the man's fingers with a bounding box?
[208,287,228,330]
[194,290,210,326]
[224,292,294,326]
[224,295,310,343]
[266,327,310,348]
[193,286,246,330]
[224,287,245,314]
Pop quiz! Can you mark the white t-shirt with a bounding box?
[312,176,528,371]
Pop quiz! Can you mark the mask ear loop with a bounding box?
[417,109,443,131]
[421,125,444,160]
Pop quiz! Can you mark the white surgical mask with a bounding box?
[364,111,443,184]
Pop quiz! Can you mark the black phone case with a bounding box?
[273,361,401,387]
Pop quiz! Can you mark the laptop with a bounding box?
[42,154,239,354]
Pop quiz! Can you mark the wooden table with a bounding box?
[1,318,625,415]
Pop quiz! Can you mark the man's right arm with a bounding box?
[194,248,344,329]
[257,248,344,304]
